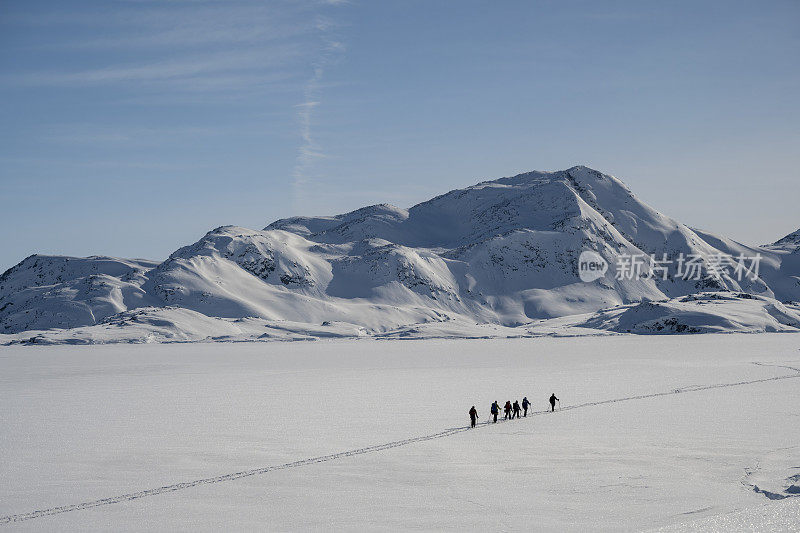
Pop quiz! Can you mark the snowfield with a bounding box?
[1,334,799,531]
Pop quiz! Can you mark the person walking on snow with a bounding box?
[512,400,521,419]
[522,397,530,417]
[469,406,479,428]
[549,393,559,412]
[504,400,512,420]
[490,401,499,423]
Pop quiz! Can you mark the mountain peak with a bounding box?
[773,228,800,248]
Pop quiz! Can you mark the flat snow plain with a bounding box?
[1,334,799,531]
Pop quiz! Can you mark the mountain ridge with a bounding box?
[2,166,799,344]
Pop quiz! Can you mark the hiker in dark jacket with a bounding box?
[549,393,559,412]
[490,401,499,423]
[522,397,530,417]
[469,406,479,428]
[504,400,512,420]
[512,400,521,419]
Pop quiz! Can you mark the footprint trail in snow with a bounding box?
[2,361,798,525]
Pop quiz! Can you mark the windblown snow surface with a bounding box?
[2,166,799,344]
[1,334,799,531]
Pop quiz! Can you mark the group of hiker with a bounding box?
[468,393,559,428]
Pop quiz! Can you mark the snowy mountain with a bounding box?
[769,227,800,249]
[2,166,799,344]
[0,255,159,334]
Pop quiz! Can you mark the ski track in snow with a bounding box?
[2,361,799,525]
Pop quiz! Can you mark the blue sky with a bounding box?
[1,0,798,271]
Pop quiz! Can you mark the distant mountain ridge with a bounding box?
[2,166,799,344]
[771,228,800,248]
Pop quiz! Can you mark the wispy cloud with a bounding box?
[291,13,347,212]
[0,1,320,100]
[1,0,350,205]
[5,47,303,87]
[35,4,317,50]
[42,124,220,145]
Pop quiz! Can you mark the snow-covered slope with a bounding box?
[0,255,158,334]
[573,292,800,334]
[1,166,799,343]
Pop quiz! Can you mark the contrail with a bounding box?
[291,14,345,212]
